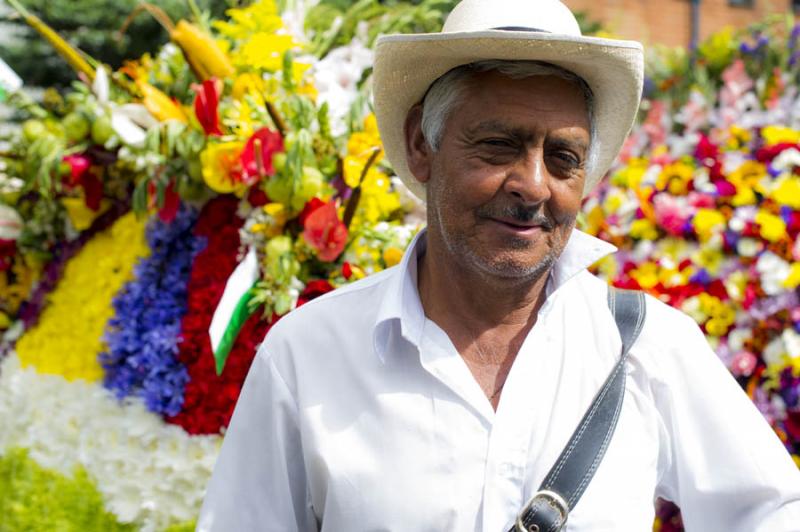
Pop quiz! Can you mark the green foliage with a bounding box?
[304,0,604,58]
[0,448,136,532]
[1,0,230,88]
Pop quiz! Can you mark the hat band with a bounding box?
[493,26,550,33]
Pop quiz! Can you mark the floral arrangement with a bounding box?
[2,0,799,529]
[583,19,800,531]
[0,1,420,528]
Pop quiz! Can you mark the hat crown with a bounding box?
[442,0,582,36]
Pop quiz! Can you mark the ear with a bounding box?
[403,104,432,184]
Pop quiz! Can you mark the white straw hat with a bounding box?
[373,0,644,201]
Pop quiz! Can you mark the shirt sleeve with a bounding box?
[197,347,317,532]
[652,308,800,531]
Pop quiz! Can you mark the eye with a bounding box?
[480,137,516,148]
[549,150,582,168]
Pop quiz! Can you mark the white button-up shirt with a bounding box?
[199,229,800,531]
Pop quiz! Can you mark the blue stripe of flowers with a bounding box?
[100,204,207,417]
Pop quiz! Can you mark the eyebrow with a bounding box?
[466,120,590,154]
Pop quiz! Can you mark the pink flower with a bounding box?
[240,128,284,185]
[730,351,757,377]
[653,194,691,236]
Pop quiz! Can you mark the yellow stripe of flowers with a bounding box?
[16,212,150,381]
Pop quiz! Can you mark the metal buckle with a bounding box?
[514,490,569,532]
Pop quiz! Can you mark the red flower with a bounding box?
[63,154,91,186]
[0,239,17,271]
[166,196,275,435]
[298,197,325,226]
[193,78,223,136]
[303,201,348,262]
[240,128,284,184]
[147,181,181,223]
[247,187,269,208]
[63,154,103,211]
[755,143,800,164]
[296,279,334,307]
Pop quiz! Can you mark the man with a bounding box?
[199,0,800,530]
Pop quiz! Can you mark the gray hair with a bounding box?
[420,60,597,176]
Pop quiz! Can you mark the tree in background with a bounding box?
[1,0,233,88]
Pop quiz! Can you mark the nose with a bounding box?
[502,148,551,205]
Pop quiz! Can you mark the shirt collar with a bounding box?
[372,228,617,363]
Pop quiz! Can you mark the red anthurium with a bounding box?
[298,197,325,226]
[303,201,347,262]
[193,78,223,136]
[240,128,284,185]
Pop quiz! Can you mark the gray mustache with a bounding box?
[477,204,554,230]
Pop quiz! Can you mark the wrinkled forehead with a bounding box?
[450,70,592,130]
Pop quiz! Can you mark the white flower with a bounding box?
[0,353,222,530]
[756,251,791,296]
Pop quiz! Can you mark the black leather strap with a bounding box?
[510,288,646,532]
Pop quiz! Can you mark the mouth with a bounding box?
[487,217,549,236]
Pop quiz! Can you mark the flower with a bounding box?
[200,141,245,193]
[0,353,220,529]
[240,128,284,184]
[303,200,347,262]
[165,197,273,435]
[193,78,223,136]
[100,205,204,417]
[15,212,149,381]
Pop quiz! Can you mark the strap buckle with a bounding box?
[514,490,569,532]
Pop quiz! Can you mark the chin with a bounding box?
[471,249,557,281]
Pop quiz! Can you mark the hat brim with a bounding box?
[373,30,644,201]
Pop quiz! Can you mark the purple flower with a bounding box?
[100,204,207,417]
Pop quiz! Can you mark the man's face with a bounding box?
[407,71,590,282]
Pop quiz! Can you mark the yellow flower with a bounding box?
[16,212,149,381]
[762,126,800,147]
[793,455,800,469]
[234,33,296,72]
[611,157,649,190]
[213,0,283,41]
[656,160,695,195]
[232,73,266,104]
[630,218,659,240]
[630,262,659,290]
[784,263,800,289]
[692,209,726,241]
[382,247,404,267]
[771,176,800,209]
[261,202,288,237]
[201,141,245,193]
[726,124,751,150]
[60,197,111,232]
[755,210,787,243]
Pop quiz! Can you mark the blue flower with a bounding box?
[100,204,207,417]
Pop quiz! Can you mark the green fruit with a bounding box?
[22,120,47,143]
[62,113,90,143]
[290,166,324,212]
[265,175,293,206]
[91,115,114,145]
